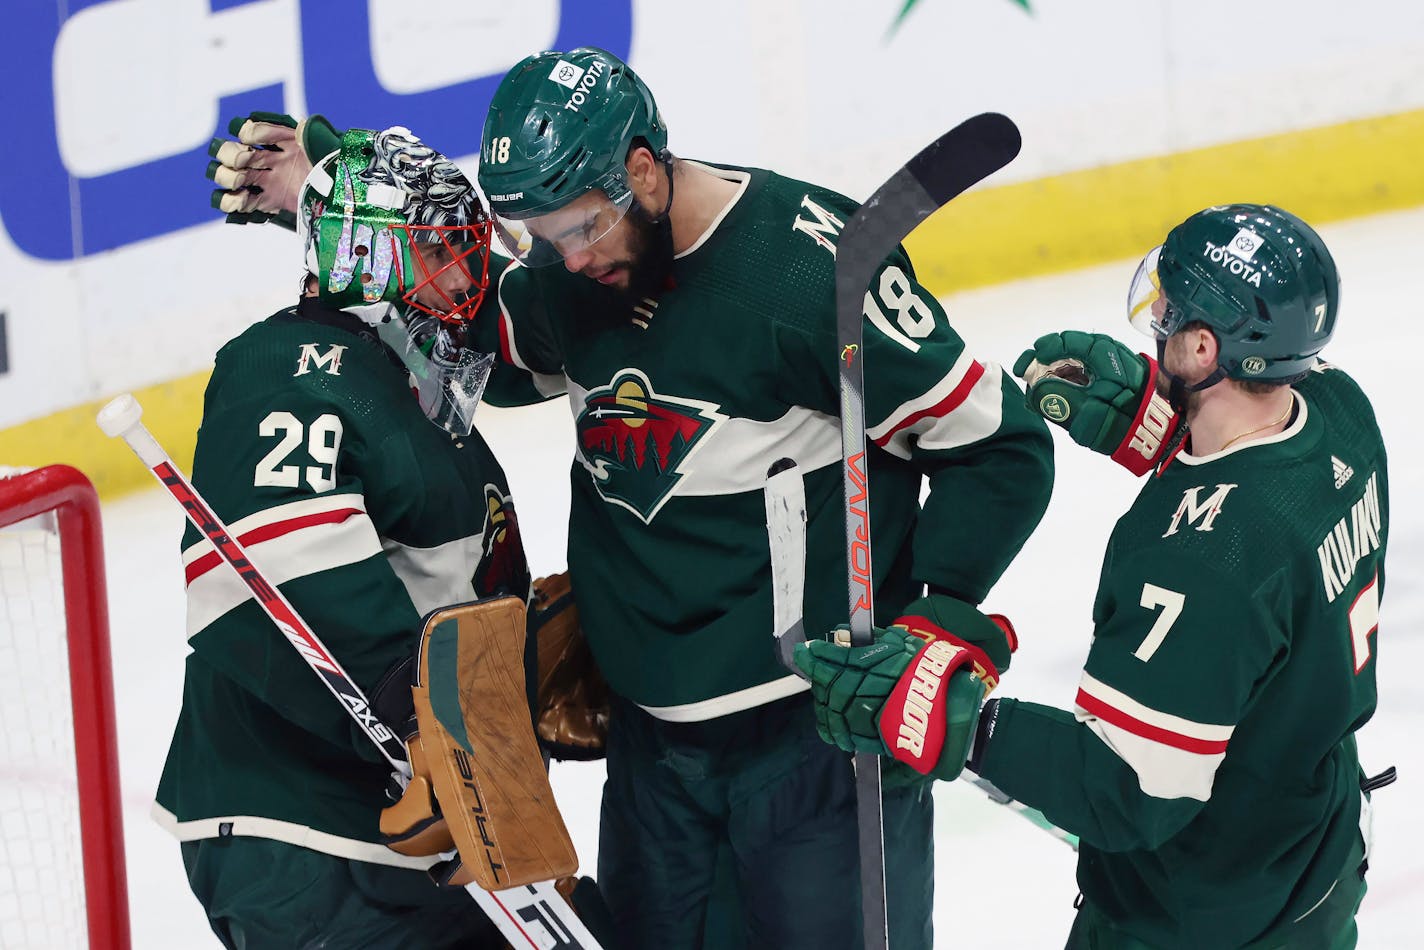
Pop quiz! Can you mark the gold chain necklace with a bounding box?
[1218,400,1293,452]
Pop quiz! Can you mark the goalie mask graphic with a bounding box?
[297,127,496,435]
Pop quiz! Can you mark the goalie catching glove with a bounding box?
[207,111,340,230]
[794,596,1016,783]
[531,573,609,761]
[378,596,578,890]
[1014,330,1181,476]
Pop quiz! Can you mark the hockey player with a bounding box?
[158,126,529,948]
[205,47,1055,948]
[795,204,1391,948]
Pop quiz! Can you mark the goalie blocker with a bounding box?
[381,595,578,890]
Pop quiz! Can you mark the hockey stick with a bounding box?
[766,458,809,674]
[834,112,1022,948]
[962,775,1079,851]
[765,459,1079,855]
[96,394,603,950]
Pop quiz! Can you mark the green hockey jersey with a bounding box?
[154,298,531,868]
[977,364,1388,948]
[478,161,1053,719]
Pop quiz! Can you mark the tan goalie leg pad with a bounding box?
[413,596,578,890]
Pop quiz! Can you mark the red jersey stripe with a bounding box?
[184,507,363,585]
[1076,688,1230,756]
[872,361,985,448]
[498,309,515,366]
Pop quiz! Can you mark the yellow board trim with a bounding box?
[5,107,1424,501]
[0,371,211,500]
[905,107,1424,294]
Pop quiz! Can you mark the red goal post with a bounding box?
[0,465,130,949]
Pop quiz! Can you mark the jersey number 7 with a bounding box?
[1134,583,1184,662]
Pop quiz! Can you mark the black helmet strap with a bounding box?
[1156,337,1228,414]
[652,148,675,223]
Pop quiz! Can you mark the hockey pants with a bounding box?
[598,691,935,950]
[1065,833,1367,950]
[181,835,504,949]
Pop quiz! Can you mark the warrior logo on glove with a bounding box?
[795,597,1016,783]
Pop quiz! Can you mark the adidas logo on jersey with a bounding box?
[1332,455,1355,489]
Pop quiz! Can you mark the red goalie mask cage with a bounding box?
[0,465,130,949]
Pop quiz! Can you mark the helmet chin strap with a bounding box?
[652,150,676,266]
[644,149,677,293]
[652,149,676,223]
[1155,337,1227,414]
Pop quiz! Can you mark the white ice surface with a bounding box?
[100,207,1422,947]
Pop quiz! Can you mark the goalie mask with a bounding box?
[298,127,495,435]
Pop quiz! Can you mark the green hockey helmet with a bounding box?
[1127,204,1339,382]
[479,47,668,266]
[297,126,493,325]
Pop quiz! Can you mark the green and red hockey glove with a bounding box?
[897,591,1017,677]
[206,111,342,230]
[1014,330,1180,476]
[793,603,1015,782]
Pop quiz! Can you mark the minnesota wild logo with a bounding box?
[473,484,528,597]
[576,370,724,523]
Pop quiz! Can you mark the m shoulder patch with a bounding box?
[294,342,348,377]
[791,194,844,256]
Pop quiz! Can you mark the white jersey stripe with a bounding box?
[185,507,384,637]
[1078,672,1234,745]
[1073,672,1233,802]
[639,674,810,722]
[181,493,368,568]
[1075,705,1227,802]
[880,362,1007,461]
[867,350,978,442]
[151,802,437,869]
[381,534,486,619]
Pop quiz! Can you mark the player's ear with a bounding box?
[625,143,661,199]
[1194,325,1220,372]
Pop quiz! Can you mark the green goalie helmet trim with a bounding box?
[297,126,492,323]
[479,47,667,264]
[1129,204,1340,382]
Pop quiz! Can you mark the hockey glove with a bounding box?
[1014,330,1180,476]
[530,572,610,761]
[793,604,1014,782]
[898,591,1017,678]
[206,112,342,230]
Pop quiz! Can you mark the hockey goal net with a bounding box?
[0,465,130,949]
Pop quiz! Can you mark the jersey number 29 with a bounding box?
[255,411,343,492]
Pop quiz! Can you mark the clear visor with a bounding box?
[1126,245,1188,340]
[491,186,634,267]
[378,315,494,436]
